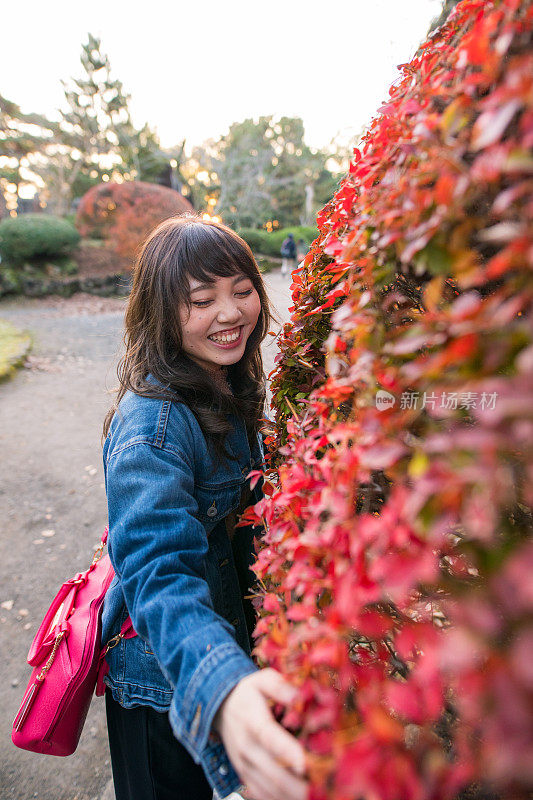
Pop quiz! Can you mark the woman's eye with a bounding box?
[191,288,252,306]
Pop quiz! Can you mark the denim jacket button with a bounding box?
[219,764,228,775]
[207,501,217,517]
[242,465,250,476]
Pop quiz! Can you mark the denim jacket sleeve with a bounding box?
[105,431,258,795]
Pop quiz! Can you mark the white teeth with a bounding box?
[209,328,241,344]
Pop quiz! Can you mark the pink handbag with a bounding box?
[12,528,135,756]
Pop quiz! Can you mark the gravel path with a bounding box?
[0,269,292,800]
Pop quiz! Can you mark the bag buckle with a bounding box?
[91,541,106,565]
[104,633,123,653]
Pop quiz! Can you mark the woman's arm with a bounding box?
[106,438,309,800]
[106,439,257,793]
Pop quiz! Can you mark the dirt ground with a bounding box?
[0,270,292,800]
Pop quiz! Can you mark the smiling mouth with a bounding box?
[208,326,243,345]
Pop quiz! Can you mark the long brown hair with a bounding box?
[103,215,272,457]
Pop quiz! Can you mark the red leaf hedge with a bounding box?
[75,181,192,260]
[249,2,533,798]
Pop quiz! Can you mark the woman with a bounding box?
[101,215,308,800]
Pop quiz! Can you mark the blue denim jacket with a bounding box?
[101,386,265,797]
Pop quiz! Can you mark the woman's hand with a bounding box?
[213,668,309,800]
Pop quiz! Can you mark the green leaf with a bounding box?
[415,239,453,276]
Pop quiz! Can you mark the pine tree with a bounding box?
[43,34,183,213]
[62,34,132,170]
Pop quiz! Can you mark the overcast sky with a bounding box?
[3,0,442,153]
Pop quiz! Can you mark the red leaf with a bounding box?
[472,99,522,151]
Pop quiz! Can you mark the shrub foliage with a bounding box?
[238,226,318,257]
[0,214,80,266]
[245,2,533,798]
[75,181,193,260]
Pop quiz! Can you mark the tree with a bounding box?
[40,34,134,214]
[197,116,338,229]
[122,126,186,190]
[0,95,58,215]
[266,116,322,227]
[1,37,189,217]
[42,35,185,214]
[179,139,220,211]
[215,117,278,228]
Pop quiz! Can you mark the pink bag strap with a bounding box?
[27,581,77,665]
[111,616,136,644]
[95,615,137,697]
[94,525,139,696]
[91,527,108,563]
[26,530,109,667]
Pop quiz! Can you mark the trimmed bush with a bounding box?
[236,228,269,254]
[0,214,80,266]
[262,226,317,257]
[76,181,193,260]
[246,2,533,799]
[238,226,318,257]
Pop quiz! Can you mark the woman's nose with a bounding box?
[216,298,242,323]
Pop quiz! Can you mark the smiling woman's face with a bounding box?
[178,272,262,372]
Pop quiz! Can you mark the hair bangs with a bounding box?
[179,223,256,288]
